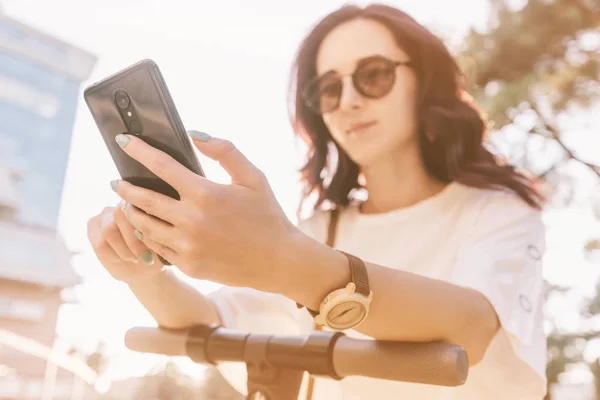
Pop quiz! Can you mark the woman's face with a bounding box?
[314,18,419,168]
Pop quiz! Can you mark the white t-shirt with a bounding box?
[209,182,547,399]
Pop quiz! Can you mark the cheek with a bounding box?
[384,79,418,126]
[374,90,419,146]
[322,113,345,142]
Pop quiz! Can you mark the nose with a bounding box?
[338,76,364,112]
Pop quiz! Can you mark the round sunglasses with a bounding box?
[302,55,414,114]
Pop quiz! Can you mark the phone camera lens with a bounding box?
[115,91,130,109]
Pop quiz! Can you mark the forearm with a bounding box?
[281,232,499,364]
[127,266,221,330]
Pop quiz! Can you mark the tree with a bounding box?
[460,0,600,184]
[132,361,199,400]
[459,0,600,398]
[128,363,244,400]
[198,367,244,400]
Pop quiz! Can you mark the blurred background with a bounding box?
[0,0,598,399]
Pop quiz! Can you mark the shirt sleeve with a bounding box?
[449,191,547,398]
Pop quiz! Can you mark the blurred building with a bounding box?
[0,10,98,400]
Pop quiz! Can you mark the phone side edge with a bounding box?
[148,63,206,178]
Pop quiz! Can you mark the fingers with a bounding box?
[114,133,201,194]
[113,204,154,264]
[99,208,138,263]
[111,179,181,225]
[87,212,122,263]
[120,202,180,251]
[143,236,179,266]
[188,131,267,189]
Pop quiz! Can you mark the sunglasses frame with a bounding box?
[302,55,414,114]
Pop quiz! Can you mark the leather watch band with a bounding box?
[339,251,370,297]
[297,208,371,317]
[305,252,369,317]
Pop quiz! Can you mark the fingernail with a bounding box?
[139,250,154,265]
[134,229,143,241]
[115,134,131,148]
[188,130,212,142]
[110,180,119,192]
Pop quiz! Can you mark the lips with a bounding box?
[347,121,377,135]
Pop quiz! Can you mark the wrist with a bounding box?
[276,228,350,310]
[127,265,170,290]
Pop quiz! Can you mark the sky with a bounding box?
[2,0,600,390]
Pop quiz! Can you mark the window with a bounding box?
[0,75,60,119]
[0,20,67,61]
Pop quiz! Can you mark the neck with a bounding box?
[360,144,447,214]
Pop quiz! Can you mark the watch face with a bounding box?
[327,301,367,330]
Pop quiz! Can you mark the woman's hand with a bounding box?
[109,131,300,293]
[87,203,166,285]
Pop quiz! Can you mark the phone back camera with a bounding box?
[115,91,130,109]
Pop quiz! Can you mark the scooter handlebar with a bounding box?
[125,325,468,387]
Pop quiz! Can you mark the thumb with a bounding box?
[188,130,265,188]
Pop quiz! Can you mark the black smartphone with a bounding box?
[84,59,203,265]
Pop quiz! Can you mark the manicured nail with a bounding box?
[110,180,119,192]
[188,130,212,142]
[115,134,131,148]
[139,250,154,265]
[134,229,143,241]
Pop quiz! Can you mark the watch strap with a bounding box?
[297,209,370,316]
[340,251,370,297]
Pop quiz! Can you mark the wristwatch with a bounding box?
[304,251,373,331]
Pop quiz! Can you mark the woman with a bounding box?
[87,3,547,399]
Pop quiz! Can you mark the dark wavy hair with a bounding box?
[288,4,545,214]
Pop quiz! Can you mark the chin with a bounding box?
[344,147,384,168]
[347,139,412,170]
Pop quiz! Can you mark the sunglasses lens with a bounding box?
[319,80,343,113]
[304,76,342,114]
[354,59,396,98]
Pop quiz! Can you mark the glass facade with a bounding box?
[0,14,98,400]
[0,15,96,286]
[0,35,81,230]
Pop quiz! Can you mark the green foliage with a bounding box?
[460,1,600,398]
[461,0,600,127]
